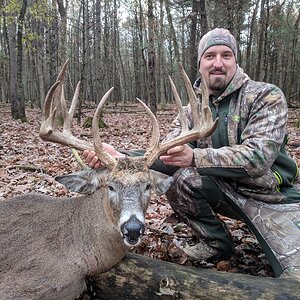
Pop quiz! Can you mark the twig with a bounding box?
[0,163,45,173]
[70,148,89,169]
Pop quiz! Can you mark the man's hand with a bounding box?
[83,143,125,168]
[159,145,195,168]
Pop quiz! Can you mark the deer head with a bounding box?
[39,60,217,247]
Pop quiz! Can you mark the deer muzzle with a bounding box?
[121,215,145,246]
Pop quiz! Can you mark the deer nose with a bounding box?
[121,216,145,246]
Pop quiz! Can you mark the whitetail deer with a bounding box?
[0,60,217,300]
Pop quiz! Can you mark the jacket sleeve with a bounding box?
[194,84,288,178]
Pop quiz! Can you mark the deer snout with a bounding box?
[121,215,145,247]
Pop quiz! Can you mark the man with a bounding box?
[84,28,300,279]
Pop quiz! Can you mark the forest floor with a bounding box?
[1,103,300,279]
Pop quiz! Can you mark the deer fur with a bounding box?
[0,159,173,300]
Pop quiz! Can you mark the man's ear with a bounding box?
[150,170,174,196]
[55,169,108,194]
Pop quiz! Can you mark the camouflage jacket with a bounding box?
[170,66,299,203]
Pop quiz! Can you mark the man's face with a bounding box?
[199,45,237,96]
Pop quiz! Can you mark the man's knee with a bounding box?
[166,168,204,217]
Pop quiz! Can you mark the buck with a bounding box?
[0,61,217,300]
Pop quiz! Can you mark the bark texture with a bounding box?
[83,253,300,300]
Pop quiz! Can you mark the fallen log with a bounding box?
[82,253,300,300]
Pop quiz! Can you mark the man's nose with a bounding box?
[212,55,223,68]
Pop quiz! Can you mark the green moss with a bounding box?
[83,116,107,129]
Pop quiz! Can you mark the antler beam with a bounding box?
[39,60,116,170]
[143,63,218,167]
[40,61,217,171]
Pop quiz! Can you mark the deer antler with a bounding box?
[40,61,216,171]
[142,63,218,167]
[39,60,117,170]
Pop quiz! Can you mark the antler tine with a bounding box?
[180,64,217,133]
[40,61,94,152]
[62,81,81,134]
[179,63,202,128]
[144,65,218,168]
[199,73,215,131]
[56,59,69,82]
[42,60,68,120]
[137,98,160,161]
[42,80,60,126]
[55,59,69,131]
[92,87,117,170]
[40,60,119,170]
[168,75,188,133]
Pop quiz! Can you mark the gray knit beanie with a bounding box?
[197,28,237,66]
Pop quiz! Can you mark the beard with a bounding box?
[209,77,226,93]
[208,69,227,94]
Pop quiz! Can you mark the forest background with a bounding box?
[0,0,299,122]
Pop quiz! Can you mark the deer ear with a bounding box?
[150,170,173,196]
[55,169,107,194]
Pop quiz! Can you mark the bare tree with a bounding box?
[148,0,157,115]
[255,0,266,81]
[245,0,259,77]
[7,0,27,121]
[188,0,200,81]
[56,0,67,65]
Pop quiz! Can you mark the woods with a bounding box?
[0,0,299,121]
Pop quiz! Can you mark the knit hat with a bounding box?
[197,28,237,66]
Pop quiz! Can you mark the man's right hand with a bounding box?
[83,143,125,168]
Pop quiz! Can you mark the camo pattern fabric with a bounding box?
[215,177,300,280]
[167,66,290,203]
[165,167,235,256]
[165,65,300,279]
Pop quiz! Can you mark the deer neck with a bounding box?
[71,192,127,275]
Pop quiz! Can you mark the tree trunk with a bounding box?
[49,0,59,85]
[56,0,67,66]
[245,0,259,77]
[81,253,300,300]
[16,0,27,116]
[7,21,17,110]
[77,0,89,124]
[1,10,9,103]
[148,0,157,115]
[262,0,269,82]
[165,0,180,63]
[8,0,27,121]
[255,0,265,81]
[164,0,182,104]
[188,0,200,82]
[288,9,300,106]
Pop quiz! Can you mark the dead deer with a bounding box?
[0,61,217,300]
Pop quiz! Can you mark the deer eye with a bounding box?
[145,184,151,191]
[108,185,115,192]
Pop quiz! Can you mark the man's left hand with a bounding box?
[159,145,195,168]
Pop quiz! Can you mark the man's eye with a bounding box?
[223,53,233,59]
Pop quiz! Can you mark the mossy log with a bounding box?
[83,253,300,300]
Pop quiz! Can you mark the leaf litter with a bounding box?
[1,104,300,278]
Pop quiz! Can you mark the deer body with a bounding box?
[0,164,173,299]
[0,187,125,299]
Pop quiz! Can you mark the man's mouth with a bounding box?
[210,71,225,76]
